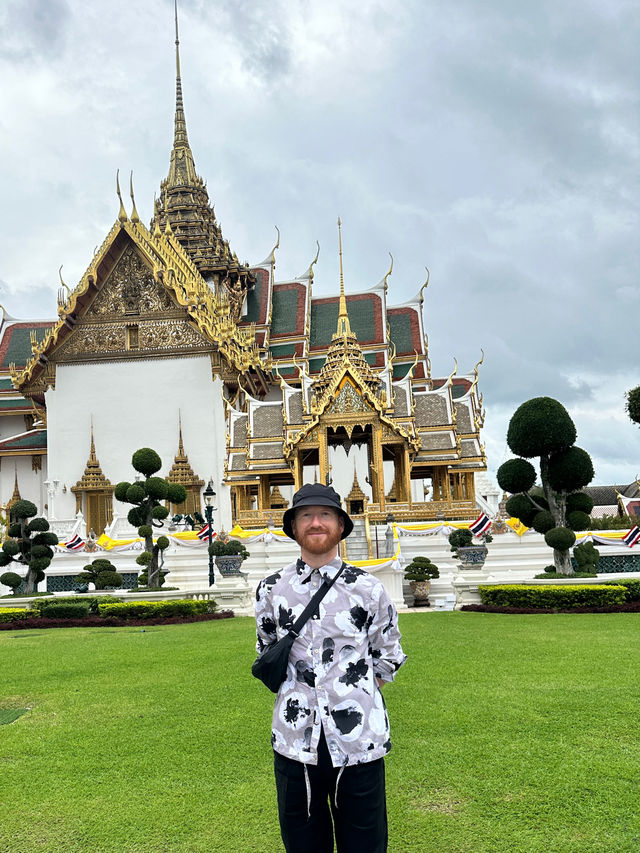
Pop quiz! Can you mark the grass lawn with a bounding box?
[0,613,638,852]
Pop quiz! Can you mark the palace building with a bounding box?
[0,21,487,538]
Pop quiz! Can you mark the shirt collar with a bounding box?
[295,554,343,583]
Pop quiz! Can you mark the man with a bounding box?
[255,483,407,853]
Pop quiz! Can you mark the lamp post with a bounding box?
[204,481,217,586]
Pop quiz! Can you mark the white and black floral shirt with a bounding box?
[255,555,407,768]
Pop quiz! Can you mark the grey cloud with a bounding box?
[0,0,70,62]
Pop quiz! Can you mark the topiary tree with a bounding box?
[0,501,58,595]
[75,558,124,590]
[114,449,186,588]
[404,556,440,582]
[0,571,22,595]
[497,397,594,575]
[626,386,640,426]
[573,541,600,575]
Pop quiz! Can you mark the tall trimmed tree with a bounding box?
[114,448,187,589]
[497,397,595,575]
[0,500,58,594]
[626,386,640,426]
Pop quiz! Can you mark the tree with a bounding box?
[114,448,187,588]
[626,386,640,426]
[497,397,595,575]
[0,500,58,594]
[75,558,124,590]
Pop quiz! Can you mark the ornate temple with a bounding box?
[0,17,487,536]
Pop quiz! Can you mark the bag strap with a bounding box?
[288,562,346,638]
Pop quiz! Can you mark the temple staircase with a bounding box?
[342,518,371,562]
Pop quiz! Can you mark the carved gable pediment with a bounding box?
[52,242,213,364]
[88,244,175,317]
[324,378,373,416]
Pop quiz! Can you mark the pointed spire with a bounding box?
[167,0,197,186]
[129,171,140,224]
[116,170,127,222]
[336,217,352,338]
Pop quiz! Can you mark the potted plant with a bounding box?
[404,556,440,606]
[448,528,493,570]
[208,538,250,577]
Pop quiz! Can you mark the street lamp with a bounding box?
[203,481,217,586]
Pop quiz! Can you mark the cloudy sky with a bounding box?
[0,0,638,486]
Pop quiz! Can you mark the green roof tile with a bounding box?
[0,398,30,410]
[1,326,50,370]
[310,298,376,348]
[0,430,47,451]
[271,290,301,335]
[269,344,297,358]
[388,313,414,355]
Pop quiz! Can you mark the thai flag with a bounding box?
[197,523,212,541]
[65,534,85,551]
[622,525,640,547]
[469,513,491,537]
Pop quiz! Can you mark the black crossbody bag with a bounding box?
[252,563,345,693]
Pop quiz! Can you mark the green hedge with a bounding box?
[97,600,212,620]
[30,596,120,616]
[603,578,640,602]
[0,607,29,623]
[42,602,91,619]
[478,584,627,609]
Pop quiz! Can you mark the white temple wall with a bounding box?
[0,454,47,513]
[44,356,232,529]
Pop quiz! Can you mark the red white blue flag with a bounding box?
[469,513,491,537]
[197,523,212,541]
[64,534,85,551]
[622,525,640,547]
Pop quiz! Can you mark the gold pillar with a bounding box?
[371,426,385,511]
[402,447,412,506]
[318,428,329,485]
[293,453,302,490]
[259,476,271,511]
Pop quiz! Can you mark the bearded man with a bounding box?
[254,483,406,853]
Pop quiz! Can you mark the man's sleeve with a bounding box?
[255,578,278,654]
[368,582,407,683]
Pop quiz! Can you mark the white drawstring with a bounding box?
[304,764,312,819]
[334,766,345,810]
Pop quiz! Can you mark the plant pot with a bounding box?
[409,579,431,606]
[215,555,244,577]
[457,545,488,570]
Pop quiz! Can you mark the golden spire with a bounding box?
[129,171,140,224]
[167,0,197,186]
[116,170,127,222]
[336,217,352,338]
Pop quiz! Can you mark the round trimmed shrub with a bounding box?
[531,511,556,534]
[136,551,153,566]
[544,526,576,550]
[507,397,577,458]
[7,523,21,538]
[505,495,538,526]
[27,518,49,533]
[127,507,145,527]
[566,491,594,515]
[34,532,58,547]
[126,484,146,503]
[157,536,170,550]
[626,386,640,425]
[448,528,473,552]
[0,571,22,590]
[144,477,169,500]
[543,565,556,574]
[547,446,595,492]
[31,544,54,560]
[11,500,38,519]
[29,557,51,573]
[151,505,169,520]
[95,570,123,590]
[497,458,537,493]
[2,540,20,557]
[132,448,162,477]
[167,483,187,505]
[567,510,591,532]
[528,486,549,510]
[0,553,13,567]
[138,525,153,538]
[114,481,131,502]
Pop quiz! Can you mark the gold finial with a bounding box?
[174,0,181,78]
[129,171,140,224]
[419,267,430,304]
[166,0,197,186]
[57,265,71,308]
[89,416,97,461]
[473,348,485,376]
[447,358,459,387]
[336,217,352,337]
[383,253,393,292]
[116,170,127,222]
[424,333,432,379]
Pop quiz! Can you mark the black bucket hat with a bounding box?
[282,483,354,540]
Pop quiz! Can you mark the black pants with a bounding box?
[273,731,388,853]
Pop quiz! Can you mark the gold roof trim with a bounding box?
[12,216,266,392]
[167,417,205,487]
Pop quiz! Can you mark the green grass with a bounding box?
[0,614,638,852]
